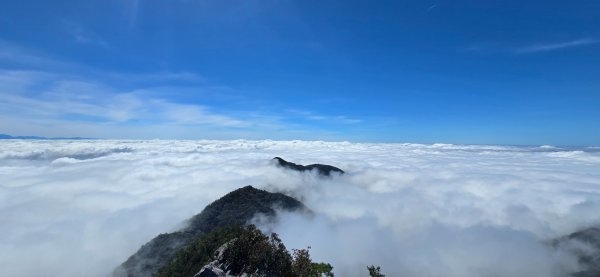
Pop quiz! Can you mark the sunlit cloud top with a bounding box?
[1,140,599,276]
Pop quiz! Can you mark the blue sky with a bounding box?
[0,0,599,145]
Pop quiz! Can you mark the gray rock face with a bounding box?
[195,265,226,277]
[194,239,256,277]
[116,186,306,277]
[194,242,236,277]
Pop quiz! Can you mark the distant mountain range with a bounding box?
[0,134,93,140]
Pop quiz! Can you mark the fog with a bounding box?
[1,140,599,276]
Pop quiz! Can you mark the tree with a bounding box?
[292,248,312,276]
[221,225,335,277]
[367,265,385,277]
[291,247,334,277]
[223,225,293,277]
[311,262,334,277]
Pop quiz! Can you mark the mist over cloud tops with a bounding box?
[1,140,600,276]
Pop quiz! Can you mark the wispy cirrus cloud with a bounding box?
[425,4,437,13]
[287,109,363,124]
[0,41,364,139]
[60,19,110,49]
[463,38,599,55]
[0,39,206,85]
[0,39,75,71]
[516,38,598,54]
[72,28,110,48]
[0,68,364,140]
[0,70,253,128]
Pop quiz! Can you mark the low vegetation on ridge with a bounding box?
[158,224,385,277]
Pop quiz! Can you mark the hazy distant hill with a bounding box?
[273,157,344,176]
[0,133,92,140]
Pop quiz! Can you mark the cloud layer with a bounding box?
[1,140,599,276]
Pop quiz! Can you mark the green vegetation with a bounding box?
[367,265,385,277]
[156,224,335,277]
[310,262,334,277]
[223,225,334,277]
[122,186,385,277]
[184,186,306,236]
[292,248,334,277]
[156,226,243,277]
[157,224,391,277]
[120,186,306,277]
[223,225,293,276]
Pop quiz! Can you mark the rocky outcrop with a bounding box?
[194,241,243,277]
[116,186,306,277]
[272,157,344,176]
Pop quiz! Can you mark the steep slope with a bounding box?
[115,186,306,277]
[191,225,334,277]
[554,227,600,277]
[273,157,344,176]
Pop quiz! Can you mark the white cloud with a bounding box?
[517,38,598,54]
[426,4,437,12]
[70,26,110,48]
[0,69,254,131]
[463,38,599,55]
[286,109,363,124]
[0,41,364,140]
[0,68,362,139]
[0,40,81,73]
[0,140,599,276]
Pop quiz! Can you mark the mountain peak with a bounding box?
[117,185,306,277]
[272,157,344,176]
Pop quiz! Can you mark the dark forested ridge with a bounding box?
[554,227,600,277]
[272,157,344,176]
[184,186,306,236]
[115,186,306,277]
[157,226,244,277]
[161,225,335,277]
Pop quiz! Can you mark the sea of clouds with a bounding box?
[1,140,600,276]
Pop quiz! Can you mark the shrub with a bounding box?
[367,265,385,277]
